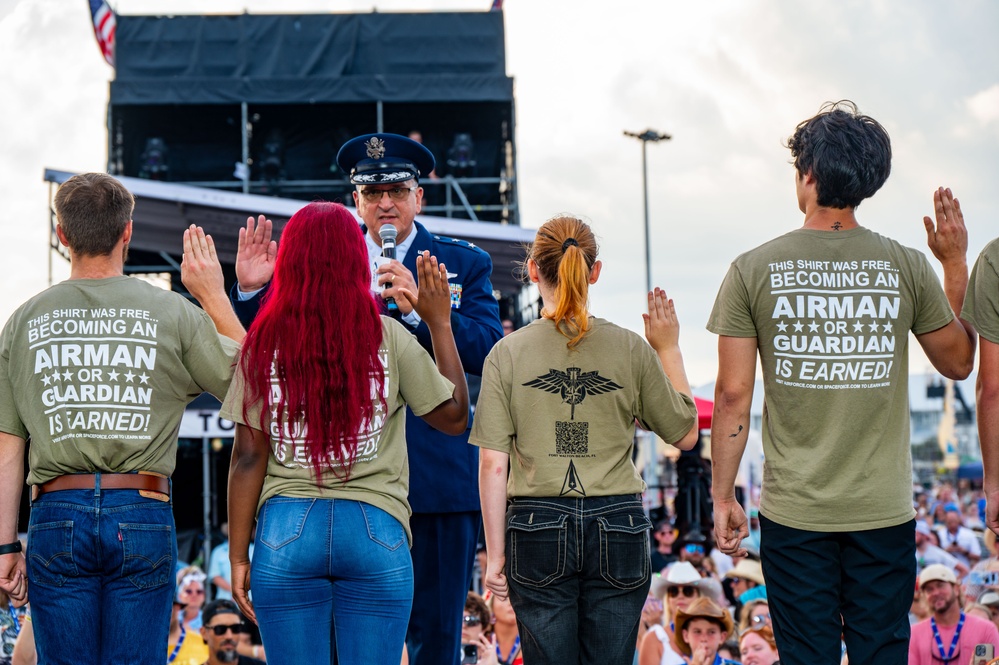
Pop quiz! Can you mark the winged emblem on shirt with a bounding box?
[523,367,623,420]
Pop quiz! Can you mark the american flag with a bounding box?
[88,0,116,66]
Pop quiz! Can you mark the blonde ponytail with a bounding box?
[528,216,598,349]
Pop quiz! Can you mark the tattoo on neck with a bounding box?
[832,221,842,230]
[728,425,744,438]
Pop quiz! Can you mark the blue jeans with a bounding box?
[251,497,414,665]
[27,483,176,665]
[504,494,652,665]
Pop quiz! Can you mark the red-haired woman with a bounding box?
[471,215,699,665]
[221,202,468,665]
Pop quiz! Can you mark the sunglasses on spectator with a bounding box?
[684,544,705,555]
[667,586,699,598]
[207,623,247,636]
[184,588,205,596]
[463,615,482,627]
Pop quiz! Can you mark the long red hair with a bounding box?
[239,202,385,481]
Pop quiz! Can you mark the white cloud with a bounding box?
[966,84,999,126]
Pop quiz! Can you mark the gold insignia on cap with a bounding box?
[365,137,386,159]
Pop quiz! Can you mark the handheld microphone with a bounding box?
[378,225,398,311]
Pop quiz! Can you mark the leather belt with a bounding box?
[32,473,169,499]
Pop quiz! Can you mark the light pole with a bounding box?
[623,129,671,293]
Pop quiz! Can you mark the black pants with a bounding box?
[759,513,915,665]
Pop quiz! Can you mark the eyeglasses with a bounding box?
[184,588,205,596]
[463,615,482,627]
[207,623,247,636]
[358,186,417,202]
[684,544,705,555]
[667,586,699,598]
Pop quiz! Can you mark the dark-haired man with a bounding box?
[708,102,976,665]
[231,133,503,665]
[0,173,242,664]
[200,600,265,665]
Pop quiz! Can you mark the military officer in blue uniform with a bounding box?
[230,133,503,665]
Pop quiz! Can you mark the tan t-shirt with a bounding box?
[707,227,954,531]
[469,317,696,498]
[962,238,999,344]
[219,317,454,545]
[0,276,239,484]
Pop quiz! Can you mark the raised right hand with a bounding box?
[922,187,966,266]
[397,251,453,328]
[236,215,277,292]
[643,287,680,353]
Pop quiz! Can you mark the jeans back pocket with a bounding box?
[120,523,174,590]
[27,520,78,588]
[360,503,406,552]
[597,512,652,590]
[258,497,315,550]
[507,510,568,587]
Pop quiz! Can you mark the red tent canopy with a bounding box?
[694,396,713,431]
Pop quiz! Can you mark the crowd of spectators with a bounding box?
[5,479,999,665]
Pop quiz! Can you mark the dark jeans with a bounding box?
[505,494,652,665]
[27,484,176,665]
[760,513,915,665]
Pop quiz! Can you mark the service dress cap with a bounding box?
[336,133,436,185]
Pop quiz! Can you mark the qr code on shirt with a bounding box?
[555,421,588,455]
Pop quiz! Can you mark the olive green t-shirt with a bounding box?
[469,317,697,498]
[0,276,239,484]
[962,238,999,344]
[219,317,454,545]
[707,227,954,531]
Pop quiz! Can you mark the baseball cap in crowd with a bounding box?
[725,558,765,587]
[202,599,242,626]
[674,598,735,655]
[650,561,701,599]
[915,521,932,537]
[979,591,999,608]
[919,564,958,588]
